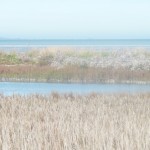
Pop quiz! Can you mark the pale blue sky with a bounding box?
[0,0,150,39]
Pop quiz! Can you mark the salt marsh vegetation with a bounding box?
[0,47,150,83]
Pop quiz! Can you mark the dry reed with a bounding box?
[0,93,150,149]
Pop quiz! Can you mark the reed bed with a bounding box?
[0,65,150,83]
[0,93,150,149]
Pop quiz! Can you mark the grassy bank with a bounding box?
[0,48,150,83]
[0,93,150,149]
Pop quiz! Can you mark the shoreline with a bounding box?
[0,78,150,85]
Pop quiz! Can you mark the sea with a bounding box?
[0,39,150,51]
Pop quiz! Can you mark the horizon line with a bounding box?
[0,38,150,40]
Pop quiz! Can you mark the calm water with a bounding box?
[0,39,150,51]
[0,39,150,47]
[0,39,150,46]
[0,82,150,95]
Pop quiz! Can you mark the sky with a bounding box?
[0,0,150,39]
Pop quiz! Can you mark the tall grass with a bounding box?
[0,93,150,149]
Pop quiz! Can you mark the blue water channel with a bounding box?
[0,82,150,95]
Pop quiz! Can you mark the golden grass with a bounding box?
[0,93,150,149]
